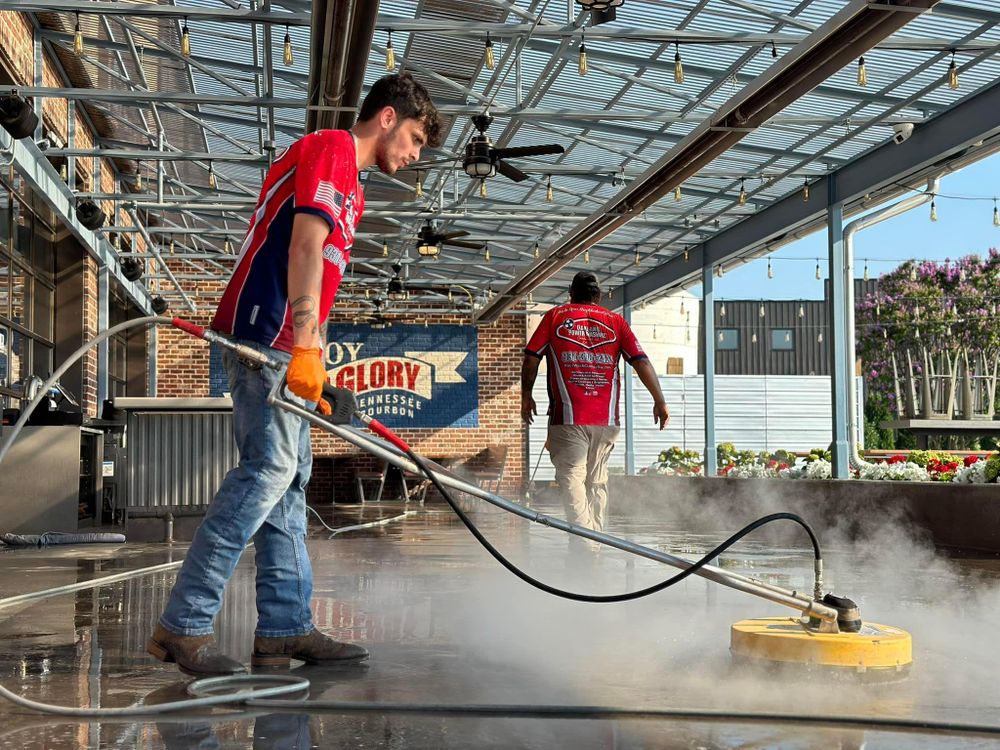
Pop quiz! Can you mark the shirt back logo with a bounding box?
[554,317,617,350]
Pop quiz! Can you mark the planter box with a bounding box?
[608,475,1000,554]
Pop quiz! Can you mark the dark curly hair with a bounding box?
[357,72,442,148]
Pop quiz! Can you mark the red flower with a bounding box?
[964,455,982,467]
[887,455,907,465]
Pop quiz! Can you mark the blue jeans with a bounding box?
[159,340,315,637]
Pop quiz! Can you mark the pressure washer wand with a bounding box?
[170,318,281,370]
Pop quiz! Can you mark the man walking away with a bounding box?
[521,272,669,536]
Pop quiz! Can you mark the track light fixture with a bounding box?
[0,94,39,140]
[76,198,106,231]
[120,257,143,282]
[385,30,395,71]
[484,31,495,70]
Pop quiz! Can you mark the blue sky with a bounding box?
[702,151,999,301]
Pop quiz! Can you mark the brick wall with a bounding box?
[155,294,527,505]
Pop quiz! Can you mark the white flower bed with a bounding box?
[726,463,781,479]
[854,461,930,482]
[953,460,988,484]
[779,459,833,480]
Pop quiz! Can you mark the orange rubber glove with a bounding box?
[287,346,331,416]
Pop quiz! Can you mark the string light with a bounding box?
[770,41,778,59]
[798,304,804,318]
[208,161,216,189]
[59,163,68,182]
[738,178,746,207]
[767,258,773,279]
[930,196,937,222]
[484,243,491,263]
[546,175,553,202]
[817,332,824,343]
[683,247,689,262]
[674,42,684,84]
[863,260,869,282]
[414,172,423,198]
[802,179,810,202]
[169,239,175,255]
[223,237,232,254]
[994,199,999,227]
[634,245,641,266]
[909,265,917,281]
[718,331,724,343]
[674,185,682,201]
[948,50,959,90]
[785,331,791,343]
[578,30,588,76]
[74,12,84,56]
[856,56,867,86]
[720,303,726,317]
[680,299,685,315]
[527,292,533,305]
[385,30,395,71]
[181,16,191,57]
[751,332,757,344]
[283,25,293,66]
[135,161,143,191]
[759,303,765,318]
[584,248,590,264]
[533,241,540,259]
[479,179,487,198]
[815,259,821,280]
[484,31,495,70]
[382,240,389,257]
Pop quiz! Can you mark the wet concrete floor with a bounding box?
[1,499,999,748]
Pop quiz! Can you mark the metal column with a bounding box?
[702,262,717,477]
[622,298,635,476]
[827,176,849,478]
[149,326,158,396]
[97,264,109,408]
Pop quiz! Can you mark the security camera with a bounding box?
[892,122,914,145]
[34,136,51,151]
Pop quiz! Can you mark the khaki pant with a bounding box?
[547,424,620,532]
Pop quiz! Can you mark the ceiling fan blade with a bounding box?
[437,230,470,242]
[445,239,486,250]
[495,159,529,182]
[493,144,564,159]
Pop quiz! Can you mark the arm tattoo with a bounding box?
[291,295,318,335]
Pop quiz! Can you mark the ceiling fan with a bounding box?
[415,220,484,258]
[463,113,565,182]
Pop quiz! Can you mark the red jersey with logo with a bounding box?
[211,129,363,353]
[525,303,647,426]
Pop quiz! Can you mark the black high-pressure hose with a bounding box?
[403,447,822,604]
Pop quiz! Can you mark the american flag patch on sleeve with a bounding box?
[314,181,344,214]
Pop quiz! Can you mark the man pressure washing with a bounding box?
[522,272,669,537]
[148,73,442,676]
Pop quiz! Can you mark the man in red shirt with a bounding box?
[522,272,669,535]
[148,73,441,676]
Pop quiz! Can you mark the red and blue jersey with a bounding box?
[525,303,646,426]
[212,129,364,352]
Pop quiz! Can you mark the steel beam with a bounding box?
[10,87,303,107]
[1,1,309,25]
[826,183,849,479]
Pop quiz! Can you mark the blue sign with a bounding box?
[325,324,478,428]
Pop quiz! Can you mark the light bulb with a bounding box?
[856,56,867,86]
[798,304,804,318]
[181,17,191,57]
[283,26,293,66]
[485,245,491,263]
[382,240,389,257]
[479,179,487,198]
[720,303,726,317]
[930,199,937,222]
[751,332,757,344]
[223,237,232,254]
[948,51,959,90]
[208,162,216,189]
[414,173,423,198]
[759,303,765,318]
[767,259,773,279]
[738,179,746,207]
[674,43,683,84]
[674,185,682,201]
[771,41,778,59]
[815,261,821,280]
[135,164,143,191]
[546,176,553,203]
[578,33,588,76]
[683,247,689,262]
[863,262,869,282]
[385,30,395,71]
[802,180,810,202]
[718,331,724,342]
[584,249,590,264]
[169,239,175,255]
[533,242,540,259]
[634,246,640,266]
[818,332,824,343]
[74,13,84,56]
[484,32,495,70]
[994,202,1000,227]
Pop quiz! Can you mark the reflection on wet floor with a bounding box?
[0,500,999,748]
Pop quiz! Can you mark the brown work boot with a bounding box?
[251,629,369,668]
[147,623,247,676]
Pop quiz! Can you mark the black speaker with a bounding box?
[0,95,39,140]
[76,199,106,231]
[120,258,143,282]
[151,296,169,314]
